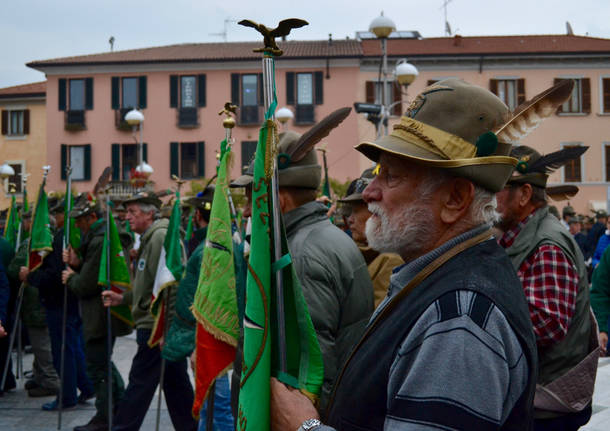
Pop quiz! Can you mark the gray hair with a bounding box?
[137,202,161,220]
[416,169,499,226]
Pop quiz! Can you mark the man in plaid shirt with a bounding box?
[496,145,596,431]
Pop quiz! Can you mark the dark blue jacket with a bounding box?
[0,259,9,324]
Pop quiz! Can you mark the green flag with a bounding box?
[64,186,80,251]
[191,138,238,418]
[3,195,20,250]
[20,185,29,241]
[238,58,323,430]
[98,210,134,325]
[28,183,53,271]
[148,193,184,347]
[184,207,195,243]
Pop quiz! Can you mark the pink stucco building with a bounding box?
[27,33,610,214]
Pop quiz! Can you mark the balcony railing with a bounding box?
[178,108,199,128]
[115,108,132,131]
[239,105,261,126]
[65,110,86,131]
[108,180,155,199]
[295,104,315,125]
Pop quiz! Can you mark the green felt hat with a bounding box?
[185,186,215,211]
[355,79,518,193]
[123,191,162,209]
[338,168,375,203]
[69,194,100,218]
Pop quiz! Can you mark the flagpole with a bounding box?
[57,163,72,430]
[220,103,242,244]
[16,173,30,381]
[105,192,113,431]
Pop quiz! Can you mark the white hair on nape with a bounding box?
[469,186,500,226]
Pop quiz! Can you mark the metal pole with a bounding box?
[262,54,287,373]
[57,164,72,429]
[139,121,143,169]
[206,381,216,431]
[0,284,25,390]
[381,37,389,137]
[105,194,113,431]
[154,286,171,431]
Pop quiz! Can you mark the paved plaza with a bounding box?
[1,333,610,430]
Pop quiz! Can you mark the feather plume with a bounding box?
[286,107,351,162]
[546,184,579,201]
[153,189,173,199]
[495,79,574,143]
[528,146,588,174]
[92,166,112,197]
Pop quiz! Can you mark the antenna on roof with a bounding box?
[440,0,455,36]
[109,36,115,52]
[209,18,237,42]
[566,21,574,36]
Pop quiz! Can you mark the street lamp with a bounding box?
[395,59,418,87]
[370,11,396,137]
[276,107,294,130]
[0,163,15,195]
[124,109,153,182]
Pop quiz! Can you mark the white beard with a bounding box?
[365,201,435,259]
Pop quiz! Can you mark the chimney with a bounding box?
[328,33,333,47]
[453,34,462,46]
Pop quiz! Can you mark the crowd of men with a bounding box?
[0,77,609,431]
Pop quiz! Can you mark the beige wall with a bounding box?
[1,99,46,208]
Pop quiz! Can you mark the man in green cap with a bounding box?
[234,126,374,411]
[62,197,132,431]
[339,169,403,307]
[271,79,537,431]
[561,205,576,230]
[585,209,608,260]
[101,192,196,431]
[496,145,597,430]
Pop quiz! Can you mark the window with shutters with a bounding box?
[286,71,324,124]
[170,142,205,179]
[241,141,258,171]
[562,143,584,182]
[3,161,23,194]
[112,76,147,129]
[489,79,525,111]
[1,109,29,136]
[60,144,91,182]
[605,143,610,182]
[364,80,402,116]
[58,77,93,130]
[602,78,610,113]
[169,75,205,127]
[556,78,590,114]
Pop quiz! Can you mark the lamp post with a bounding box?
[124,109,153,188]
[0,163,15,196]
[370,11,396,137]
[276,106,294,130]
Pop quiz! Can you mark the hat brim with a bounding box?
[356,136,517,193]
[230,175,253,188]
[338,193,364,203]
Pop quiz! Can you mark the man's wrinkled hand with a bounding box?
[0,321,6,338]
[61,268,75,284]
[18,266,29,282]
[599,332,608,356]
[190,350,196,372]
[101,290,123,307]
[63,247,80,268]
[270,377,319,431]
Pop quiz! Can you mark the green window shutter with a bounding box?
[170,75,178,108]
[258,73,264,106]
[84,145,91,180]
[554,78,564,114]
[58,79,67,111]
[23,110,30,135]
[85,78,93,110]
[143,143,148,162]
[170,142,179,177]
[61,145,67,180]
[314,71,324,105]
[582,78,591,113]
[111,144,120,180]
[139,76,147,109]
[365,81,375,103]
[1,110,7,135]
[286,72,295,105]
[111,77,120,109]
[197,141,205,177]
[231,74,240,105]
[198,74,206,107]
[489,79,498,95]
[517,79,526,105]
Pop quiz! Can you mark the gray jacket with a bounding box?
[284,201,374,410]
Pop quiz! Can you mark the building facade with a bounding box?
[26,33,610,213]
[0,81,46,208]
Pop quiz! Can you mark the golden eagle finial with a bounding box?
[238,18,309,56]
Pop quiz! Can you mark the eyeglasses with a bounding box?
[375,164,409,188]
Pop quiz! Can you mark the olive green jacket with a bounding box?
[122,218,174,329]
[67,219,133,341]
[8,239,46,328]
[284,201,374,411]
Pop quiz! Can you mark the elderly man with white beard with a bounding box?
[270,79,539,431]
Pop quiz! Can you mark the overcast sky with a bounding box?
[2,0,609,87]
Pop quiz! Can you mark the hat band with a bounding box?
[391,117,477,161]
[507,172,548,188]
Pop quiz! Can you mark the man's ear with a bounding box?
[439,177,475,224]
[518,183,534,208]
[278,189,288,213]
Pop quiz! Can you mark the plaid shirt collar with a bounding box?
[499,210,537,248]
